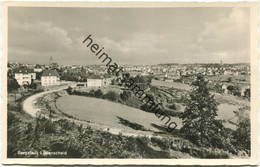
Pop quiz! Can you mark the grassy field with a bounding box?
[56,95,183,134]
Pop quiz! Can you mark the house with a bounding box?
[14,67,36,86]
[41,69,60,87]
[87,76,103,87]
[86,75,111,87]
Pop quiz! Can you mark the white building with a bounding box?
[87,76,111,87]
[14,68,36,86]
[34,68,43,73]
[87,78,103,87]
[41,69,60,87]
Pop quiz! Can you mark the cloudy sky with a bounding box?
[8,7,250,65]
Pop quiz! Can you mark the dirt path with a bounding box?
[22,86,68,117]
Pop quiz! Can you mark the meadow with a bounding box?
[56,95,183,134]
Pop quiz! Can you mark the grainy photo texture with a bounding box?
[2,2,258,166]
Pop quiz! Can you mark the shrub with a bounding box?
[8,78,20,92]
[151,137,171,150]
[103,91,120,102]
[50,138,66,151]
[120,90,132,102]
[66,86,73,94]
[197,148,230,158]
[168,103,176,110]
[39,119,56,134]
[94,89,103,98]
[55,119,76,131]
[88,89,95,97]
[233,117,250,152]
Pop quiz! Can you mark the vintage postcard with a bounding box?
[1,1,258,165]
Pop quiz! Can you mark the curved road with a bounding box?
[22,86,68,117]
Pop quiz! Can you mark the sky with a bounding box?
[8,7,250,65]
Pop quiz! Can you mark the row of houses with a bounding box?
[14,68,60,87]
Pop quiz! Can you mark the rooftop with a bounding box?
[14,67,34,74]
[42,69,60,77]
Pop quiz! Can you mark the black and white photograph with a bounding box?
[2,1,258,165]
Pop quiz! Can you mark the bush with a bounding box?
[37,118,56,134]
[168,103,177,110]
[66,86,73,94]
[94,89,103,98]
[151,137,171,150]
[140,103,151,112]
[120,90,132,102]
[88,89,95,97]
[103,91,120,102]
[55,119,76,131]
[8,78,20,92]
[233,117,250,152]
[50,138,66,151]
[196,148,230,158]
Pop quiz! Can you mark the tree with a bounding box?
[131,75,152,90]
[8,78,20,92]
[226,85,234,94]
[111,79,116,85]
[36,71,43,80]
[8,78,20,102]
[227,85,241,96]
[66,86,73,95]
[232,86,241,96]
[29,82,37,89]
[88,89,95,97]
[120,90,132,102]
[244,88,250,100]
[180,74,225,147]
[94,89,103,98]
[233,117,250,152]
[103,91,120,102]
[168,103,177,110]
[232,107,250,152]
[214,83,224,94]
[227,77,232,82]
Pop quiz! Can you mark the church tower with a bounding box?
[49,56,53,65]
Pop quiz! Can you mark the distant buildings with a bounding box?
[41,69,60,87]
[8,61,250,99]
[34,64,43,73]
[14,68,36,86]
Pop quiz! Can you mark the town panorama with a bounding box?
[4,4,255,163]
